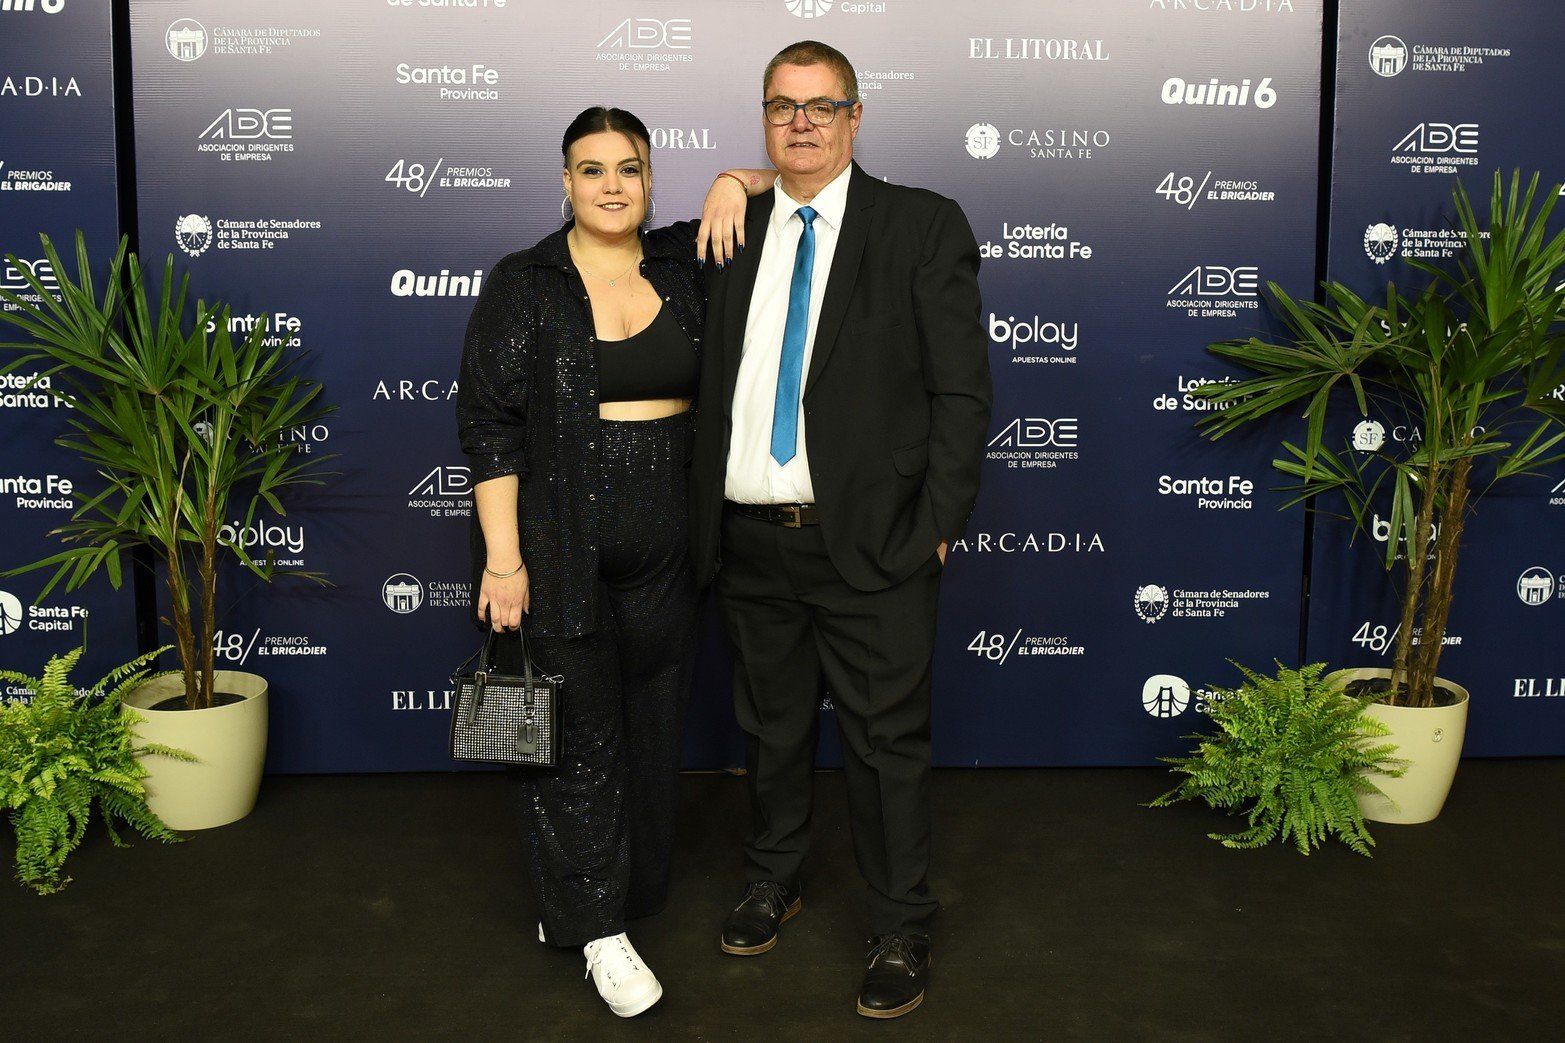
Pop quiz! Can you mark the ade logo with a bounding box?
[597,18,691,49]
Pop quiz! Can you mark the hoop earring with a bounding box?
[561,197,573,223]
[644,197,656,228]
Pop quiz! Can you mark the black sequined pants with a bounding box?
[499,414,696,947]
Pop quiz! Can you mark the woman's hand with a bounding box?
[698,172,749,266]
[478,563,530,632]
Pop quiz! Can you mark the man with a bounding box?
[692,40,992,1018]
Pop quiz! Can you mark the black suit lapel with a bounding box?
[722,194,774,396]
[805,163,873,392]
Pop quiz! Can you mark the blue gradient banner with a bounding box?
[0,0,137,684]
[122,0,1322,771]
[1313,0,1565,755]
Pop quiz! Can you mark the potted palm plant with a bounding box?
[1,644,189,894]
[0,233,331,829]
[1191,171,1565,823]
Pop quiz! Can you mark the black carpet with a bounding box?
[5,762,1563,1041]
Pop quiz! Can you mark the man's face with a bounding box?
[763,62,860,188]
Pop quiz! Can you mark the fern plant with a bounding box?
[0,645,191,894]
[1149,662,1405,856]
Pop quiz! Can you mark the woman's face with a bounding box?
[563,130,650,238]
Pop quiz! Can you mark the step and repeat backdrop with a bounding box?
[0,0,138,686]
[2,1,1558,770]
[1313,1,1565,756]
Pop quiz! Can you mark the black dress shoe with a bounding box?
[857,933,930,1018]
[719,881,801,955]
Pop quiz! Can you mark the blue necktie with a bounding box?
[770,206,818,465]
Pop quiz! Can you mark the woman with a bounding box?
[456,106,763,1018]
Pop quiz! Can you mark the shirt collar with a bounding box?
[770,162,852,236]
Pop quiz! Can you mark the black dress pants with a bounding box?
[716,507,942,936]
[498,415,697,947]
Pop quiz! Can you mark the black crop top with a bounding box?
[595,307,698,403]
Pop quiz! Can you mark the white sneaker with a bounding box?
[583,933,663,1017]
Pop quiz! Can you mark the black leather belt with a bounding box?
[725,501,819,528]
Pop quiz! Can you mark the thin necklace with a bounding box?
[570,234,641,287]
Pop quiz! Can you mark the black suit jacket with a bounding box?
[691,163,993,591]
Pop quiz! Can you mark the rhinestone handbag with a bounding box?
[449,629,561,767]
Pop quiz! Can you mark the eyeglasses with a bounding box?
[762,98,855,126]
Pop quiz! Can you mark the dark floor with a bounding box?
[4,762,1564,1041]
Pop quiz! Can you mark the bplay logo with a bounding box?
[166,19,208,61]
[965,124,1000,160]
[1369,35,1408,77]
[1517,567,1556,606]
[219,518,305,557]
[175,214,213,257]
[383,574,424,613]
[1364,222,1398,264]
[1135,585,1170,624]
[988,313,1078,361]
[1142,674,1190,717]
[0,590,21,636]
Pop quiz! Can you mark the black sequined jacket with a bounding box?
[456,221,703,637]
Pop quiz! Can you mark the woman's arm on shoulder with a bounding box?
[697,168,775,266]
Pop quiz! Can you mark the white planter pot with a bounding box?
[121,671,269,831]
[1329,667,1469,825]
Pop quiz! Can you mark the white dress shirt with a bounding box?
[724,164,853,504]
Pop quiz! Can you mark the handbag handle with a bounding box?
[463,614,540,724]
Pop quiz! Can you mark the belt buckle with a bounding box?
[780,505,803,528]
